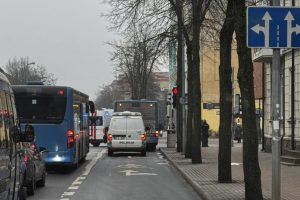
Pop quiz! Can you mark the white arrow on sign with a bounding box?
[119,170,157,176]
[285,11,300,48]
[251,11,272,48]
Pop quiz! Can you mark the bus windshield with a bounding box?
[14,88,67,124]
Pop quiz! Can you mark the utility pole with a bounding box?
[271,0,281,199]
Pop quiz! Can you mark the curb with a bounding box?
[159,148,208,200]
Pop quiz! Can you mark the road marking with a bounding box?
[159,156,164,159]
[68,186,79,190]
[116,163,146,169]
[60,149,106,199]
[119,169,158,176]
[62,192,75,196]
[128,156,132,159]
[157,162,169,165]
[72,181,82,185]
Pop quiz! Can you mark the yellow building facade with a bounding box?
[200,46,240,133]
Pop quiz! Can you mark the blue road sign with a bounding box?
[247,7,300,48]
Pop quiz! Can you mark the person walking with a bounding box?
[234,123,242,143]
[202,120,209,147]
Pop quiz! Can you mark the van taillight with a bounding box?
[140,133,146,141]
[107,134,113,141]
[67,129,74,148]
[155,131,159,137]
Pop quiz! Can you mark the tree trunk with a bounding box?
[191,0,202,164]
[176,0,183,152]
[218,0,234,183]
[185,43,193,159]
[234,0,263,199]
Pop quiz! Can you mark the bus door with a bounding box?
[73,103,82,159]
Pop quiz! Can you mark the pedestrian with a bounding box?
[234,123,242,143]
[202,120,209,147]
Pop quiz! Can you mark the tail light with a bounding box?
[140,133,146,141]
[155,131,159,137]
[23,154,29,163]
[107,134,113,141]
[67,129,74,148]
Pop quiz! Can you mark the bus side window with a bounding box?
[81,103,88,131]
[73,104,81,132]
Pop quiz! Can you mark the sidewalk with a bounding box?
[159,138,300,200]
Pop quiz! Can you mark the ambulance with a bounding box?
[89,109,113,147]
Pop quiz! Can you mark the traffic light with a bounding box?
[172,87,178,108]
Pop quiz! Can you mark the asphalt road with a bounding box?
[28,145,201,200]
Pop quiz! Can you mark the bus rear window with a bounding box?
[14,89,67,124]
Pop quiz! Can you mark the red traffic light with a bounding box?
[172,87,178,96]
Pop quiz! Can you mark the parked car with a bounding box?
[0,69,35,200]
[19,142,46,195]
[107,111,146,156]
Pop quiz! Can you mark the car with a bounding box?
[0,69,35,200]
[107,111,146,157]
[19,142,47,195]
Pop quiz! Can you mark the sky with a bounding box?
[0,0,118,100]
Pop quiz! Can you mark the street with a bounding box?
[28,145,201,200]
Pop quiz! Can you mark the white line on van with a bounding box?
[60,149,106,199]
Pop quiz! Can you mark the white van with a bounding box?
[107,111,146,156]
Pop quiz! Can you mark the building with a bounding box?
[251,0,300,153]
[200,45,240,132]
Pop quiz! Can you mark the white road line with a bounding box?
[159,156,164,159]
[62,192,75,196]
[157,162,169,165]
[72,181,82,185]
[60,149,106,199]
[68,186,79,190]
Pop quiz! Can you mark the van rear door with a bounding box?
[126,117,144,148]
[110,117,127,148]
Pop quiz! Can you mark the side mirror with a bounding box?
[24,125,35,142]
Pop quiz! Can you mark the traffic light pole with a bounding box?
[271,1,281,200]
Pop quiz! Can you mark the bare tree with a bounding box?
[169,0,211,163]
[94,84,116,109]
[234,0,263,198]
[110,24,166,100]
[218,0,234,183]
[4,57,57,85]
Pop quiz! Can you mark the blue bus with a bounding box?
[12,84,93,168]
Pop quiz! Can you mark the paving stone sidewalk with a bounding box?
[159,138,300,200]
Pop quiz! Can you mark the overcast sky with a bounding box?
[0,0,117,100]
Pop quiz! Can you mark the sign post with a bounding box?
[247,5,300,200]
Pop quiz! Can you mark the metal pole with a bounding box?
[231,67,235,147]
[291,0,296,151]
[182,35,187,154]
[271,1,281,199]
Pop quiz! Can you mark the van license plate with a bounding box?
[114,136,125,140]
